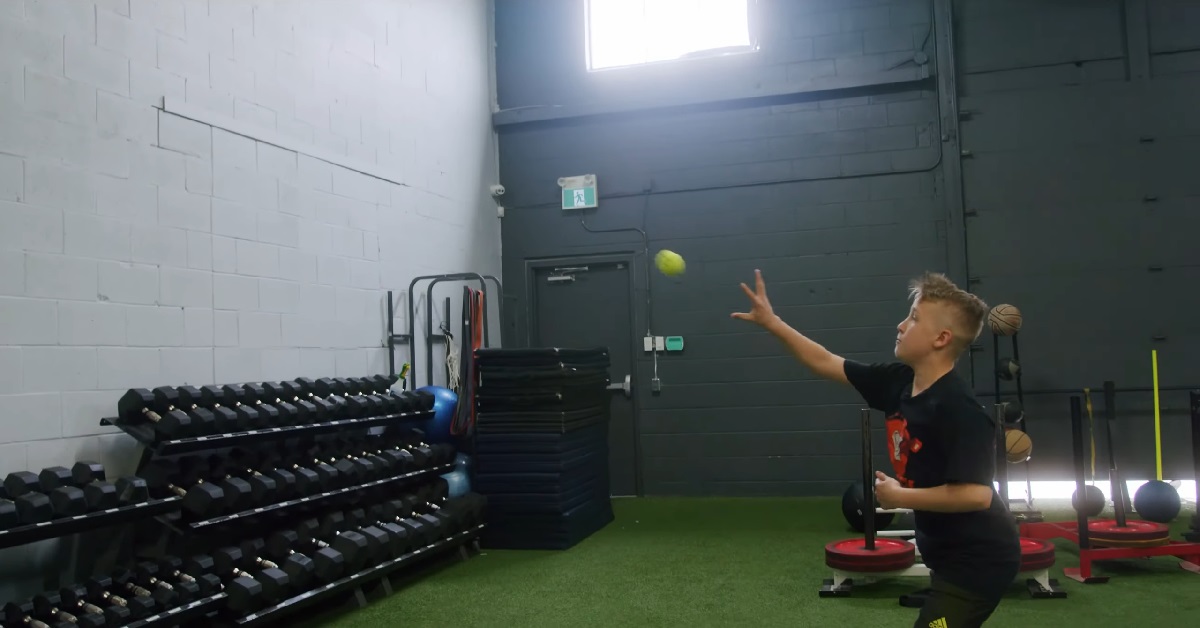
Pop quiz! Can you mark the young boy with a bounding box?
[733,270,1020,628]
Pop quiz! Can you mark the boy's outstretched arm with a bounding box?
[732,270,848,385]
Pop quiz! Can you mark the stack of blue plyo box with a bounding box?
[470,347,614,550]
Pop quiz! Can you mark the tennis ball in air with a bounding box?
[655,249,686,276]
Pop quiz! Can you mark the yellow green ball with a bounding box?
[655,249,685,276]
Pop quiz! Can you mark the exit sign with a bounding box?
[558,174,598,210]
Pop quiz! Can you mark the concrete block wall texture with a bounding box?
[0,0,499,589]
[493,0,1200,495]
[495,0,939,496]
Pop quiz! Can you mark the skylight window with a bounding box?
[585,0,754,71]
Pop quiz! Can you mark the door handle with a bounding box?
[606,374,631,398]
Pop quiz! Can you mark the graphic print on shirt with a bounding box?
[885,412,922,487]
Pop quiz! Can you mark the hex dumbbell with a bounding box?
[117,388,192,438]
[265,529,345,583]
[84,576,155,619]
[31,592,105,628]
[211,548,291,605]
[142,461,228,517]
[58,584,131,626]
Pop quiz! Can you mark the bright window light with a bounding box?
[586,0,753,71]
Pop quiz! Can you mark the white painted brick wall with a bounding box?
[0,2,500,585]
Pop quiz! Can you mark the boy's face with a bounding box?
[895,298,953,364]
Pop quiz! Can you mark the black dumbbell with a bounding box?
[1,497,19,530]
[222,384,279,427]
[82,481,118,511]
[457,492,487,526]
[14,491,54,525]
[183,385,239,433]
[392,492,454,543]
[320,444,389,482]
[334,510,393,564]
[289,378,338,420]
[117,388,192,437]
[113,569,175,609]
[261,381,308,425]
[229,450,297,501]
[158,556,223,597]
[345,507,411,558]
[411,388,436,412]
[3,601,59,628]
[171,385,218,434]
[186,554,271,613]
[311,378,355,416]
[199,384,261,431]
[212,547,291,605]
[206,455,278,506]
[362,440,421,473]
[296,515,370,573]
[265,529,345,583]
[84,576,155,619]
[4,470,40,497]
[48,485,88,517]
[115,476,150,504]
[71,461,105,486]
[303,451,367,487]
[271,453,337,493]
[142,460,227,517]
[135,561,199,605]
[241,538,314,591]
[31,592,105,628]
[281,380,325,423]
[261,454,321,496]
[37,466,75,492]
[58,584,131,626]
[240,383,289,426]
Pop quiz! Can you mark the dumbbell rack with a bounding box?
[0,496,179,552]
[96,379,484,626]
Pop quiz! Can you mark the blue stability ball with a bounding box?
[441,453,472,498]
[416,385,457,443]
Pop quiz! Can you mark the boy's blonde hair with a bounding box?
[908,271,988,355]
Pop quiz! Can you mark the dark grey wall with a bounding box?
[493,0,1200,496]
[956,0,1200,484]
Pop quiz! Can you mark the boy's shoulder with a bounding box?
[927,371,994,422]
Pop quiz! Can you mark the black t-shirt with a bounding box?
[843,360,1021,596]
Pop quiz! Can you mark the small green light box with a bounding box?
[664,336,684,351]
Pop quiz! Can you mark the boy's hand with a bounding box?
[731,269,778,327]
[874,471,905,510]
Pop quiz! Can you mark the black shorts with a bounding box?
[912,573,1005,628]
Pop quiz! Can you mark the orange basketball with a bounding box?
[1005,428,1032,463]
[989,304,1022,336]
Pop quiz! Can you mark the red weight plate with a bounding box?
[825,537,916,573]
[1018,537,1056,572]
[1088,519,1171,548]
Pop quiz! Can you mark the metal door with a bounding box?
[529,257,640,497]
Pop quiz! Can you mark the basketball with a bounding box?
[988,303,1022,335]
[1005,428,1032,463]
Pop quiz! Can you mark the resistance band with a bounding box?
[1152,349,1162,481]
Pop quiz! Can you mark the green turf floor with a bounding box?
[311,496,1200,627]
